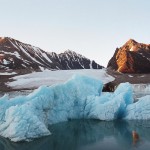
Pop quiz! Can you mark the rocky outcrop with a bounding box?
[0,37,103,71]
[107,39,150,73]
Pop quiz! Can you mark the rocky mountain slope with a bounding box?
[0,37,103,71]
[107,39,150,73]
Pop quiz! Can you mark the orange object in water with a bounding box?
[132,130,139,144]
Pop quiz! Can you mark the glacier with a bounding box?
[7,69,114,90]
[0,74,150,142]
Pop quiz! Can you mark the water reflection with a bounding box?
[0,120,150,150]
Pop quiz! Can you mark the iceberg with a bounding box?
[0,74,149,142]
[0,87,52,142]
[125,95,150,120]
[84,83,133,121]
[0,75,103,142]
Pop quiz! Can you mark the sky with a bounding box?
[0,0,150,67]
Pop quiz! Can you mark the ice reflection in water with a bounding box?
[0,120,150,150]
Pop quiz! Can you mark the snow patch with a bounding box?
[130,46,134,51]
[89,61,93,69]
[0,72,17,75]
[42,53,52,63]
[128,75,133,77]
[3,59,10,65]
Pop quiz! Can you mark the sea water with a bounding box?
[0,120,150,150]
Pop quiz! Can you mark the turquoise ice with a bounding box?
[0,75,149,142]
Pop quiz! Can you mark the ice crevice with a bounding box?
[0,74,150,142]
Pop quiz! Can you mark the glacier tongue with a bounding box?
[0,74,149,142]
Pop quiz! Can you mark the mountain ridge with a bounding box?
[107,39,150,73]
[0,37,103,71]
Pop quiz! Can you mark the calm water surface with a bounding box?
[0,120,150,150]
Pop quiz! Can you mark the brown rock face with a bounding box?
[107,39,150,73]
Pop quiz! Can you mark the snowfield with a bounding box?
[0,72,17,75]
[0,74,150,142]
[7,69,114,89]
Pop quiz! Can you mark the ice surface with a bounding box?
[47,75,103,124]
[125,95,150,120]
[0,89,52,142]
[86,83,133,120]
[0,75,103,141]
[7,69,114,89]
[132,84,150,94]
[0,75,149,142]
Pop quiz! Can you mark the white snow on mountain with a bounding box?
[0,37,103,70]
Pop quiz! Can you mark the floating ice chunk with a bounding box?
[0,87,53,142]
[125,95,150,120]
[86,83,133,120]
[0,75,103,141]
[0,74,148,142]
[114,82,133,105]
[0,104,50,142]
[84,94,126,120]
[47,74,103,124]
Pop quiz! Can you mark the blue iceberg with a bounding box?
[0,75,149,142]
[125,95,150,120]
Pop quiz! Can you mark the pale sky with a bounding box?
[0,0,150,66]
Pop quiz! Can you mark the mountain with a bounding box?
[0,37,103,71]
[107,39,150,73]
